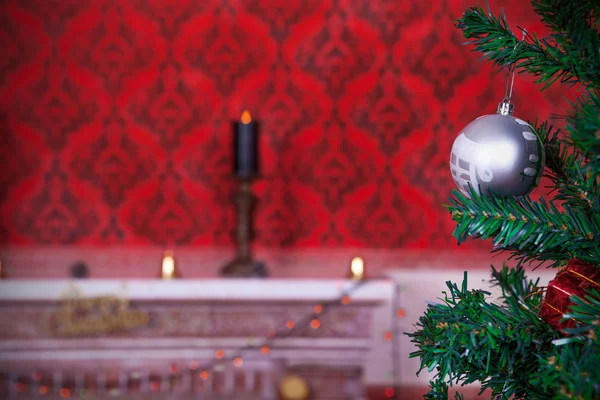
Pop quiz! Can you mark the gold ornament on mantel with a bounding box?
[279,374,309,400]
[349,256,365,280]
[161,250,178,280]
[52,287,149,337]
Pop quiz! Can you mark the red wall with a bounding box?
[0,0,564,249]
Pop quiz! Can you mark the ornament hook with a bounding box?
[497,29,527,116]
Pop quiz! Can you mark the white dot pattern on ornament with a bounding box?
[523,167,536,176]
[515,118,531,126]
[522,131,537,141]
[529,154,539,162]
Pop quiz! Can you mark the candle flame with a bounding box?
[350,256,365,280]
[240,110,252,124]
[162,250,175,280]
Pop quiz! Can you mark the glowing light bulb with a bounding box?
[162,250,175,279]
[350,257,365,280]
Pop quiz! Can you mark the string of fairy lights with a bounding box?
[5,257,406,399]
[188,267,405,400]
[195,276,371,374]
[169,256,406,399]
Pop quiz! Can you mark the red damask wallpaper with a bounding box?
[0,0,565,249]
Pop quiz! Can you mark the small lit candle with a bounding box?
[349,256,365,280]
[161,250,176,280]
[233,110,259,178]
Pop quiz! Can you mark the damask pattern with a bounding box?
[296,6,375,97]
[71,110,156,207]
[130,55,210,149]
[256,62,321,152]
[129,0,205,40]
[0,0,562,248]
[74,3,154,95]
[0,13,38,86]
[0,112,40,202]
[346,171,425,247]
[353,66,430,155]
[126,162,214,245]
[246,0,320,42]
[293,112,378,212]
[18,0,88,37]
[254,177,317,247]
[347,0,431,45]
[15,55,98,150]
[403,2,474,102]
[405,119,456,205]
[15,160,99,243]
[184,19,269,96]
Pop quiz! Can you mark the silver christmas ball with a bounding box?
[450,113,545,198]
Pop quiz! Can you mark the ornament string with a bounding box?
[568,270,600,286]
[542,301,579,326]
[521,286,547,312]
[502,29,527,104]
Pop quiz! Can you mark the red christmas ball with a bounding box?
[539,259,599,331]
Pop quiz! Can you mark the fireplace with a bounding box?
[0,279,391,399]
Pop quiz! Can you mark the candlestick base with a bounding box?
[221,257,268,278]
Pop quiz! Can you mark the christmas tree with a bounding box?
[406,1,600,399]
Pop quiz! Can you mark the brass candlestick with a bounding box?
[221,179,267,278]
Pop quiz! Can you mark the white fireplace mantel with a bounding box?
[0,279,392,399]
[0,279,392,303]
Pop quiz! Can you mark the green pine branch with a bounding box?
[455,5,600,90]
[490,262,543,306]
[530,290,600,399]
[566,92,600,178]
[407,267,600,399]
[446,188,600,267]
[424,379,465,400]
[534,121,600,214]
[531,0,600,86]
[409,2,600,399]
[532,0,600,33]
[407,267,558,399]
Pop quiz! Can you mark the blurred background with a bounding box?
[0,0,566,398]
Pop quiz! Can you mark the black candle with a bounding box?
[233,111,258,178]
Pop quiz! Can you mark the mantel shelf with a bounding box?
[0,279,393,303]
